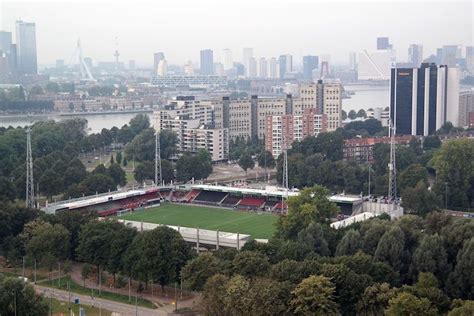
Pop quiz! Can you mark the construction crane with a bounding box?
[70,39,94,81]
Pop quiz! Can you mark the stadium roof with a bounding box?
[191,184,300,198]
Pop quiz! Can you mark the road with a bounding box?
[35,285,170,316]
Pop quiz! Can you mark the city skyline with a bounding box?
[1,1,472,67]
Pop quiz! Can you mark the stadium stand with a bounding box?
[273,201,287,211]
[238,197,266,210]
[184,189,201,203]
[193,191,229,205]
[220,195,242,207]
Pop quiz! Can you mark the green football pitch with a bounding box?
[118,203,278,239]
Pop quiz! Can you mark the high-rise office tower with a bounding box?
[303,55,319,80]
[157,59,167,76]
[242,47,253,75]
[184,60,194,75]
[442,45,462,67]
[279,54,292,79]
[390,63,459,136]
[268,57,278,79]
[200,49,214,75]
[377,37,391,50]
[222,49,233,70]
[408,44,423,67]
[248,57,257,78]
[214,62,225,76]
[0,31,12,54]
[153,52,165,74]
[16,21,37,74]
[258,58,268,78]
[349,52,357,71]
[466,46,474,73]
[128,60,136,70]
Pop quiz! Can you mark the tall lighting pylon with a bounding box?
[387,119,397,204]
[26,127,35,208]
[155,130,162,186]
[282,134,289,214]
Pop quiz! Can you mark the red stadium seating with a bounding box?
[238,197,265,208]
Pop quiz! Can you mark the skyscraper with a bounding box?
[222,49,233,70]
[258,58,267,78]
[390,63,459,136]
[200,49,214,75]
[303,55,319,80]
[15,21,37,74]
[268,58,278,79]
[157,59,168,76]
[466,46,474,73]
[408,44,423,67]
[442,45,462,67]
[377,37,391,50]
[279,54,292,79]
[242,47,253,76]
[0,31,12,54]
[153,52,165,74]
[248,57,257,78]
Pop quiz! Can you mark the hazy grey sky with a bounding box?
[1,0,473,67]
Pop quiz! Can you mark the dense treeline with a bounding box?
[179,185,474,315]
[0,114,150,201]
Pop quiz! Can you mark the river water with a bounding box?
[0,85,390,133]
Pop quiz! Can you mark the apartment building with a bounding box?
[265,108,328,157]
[343,135,413,162]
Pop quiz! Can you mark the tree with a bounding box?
[276,185,339,239]
[257,150,276,169]
[201,274,229,316]
[238,152,255,176]
[356,282,396,316]
[335,229,362,256]
[357,109,367,118]
[412,234,451,283]
[0,176,16,202]
[290,275,339,315]
[20,220,71,269]
[247,277,291,316]
[63,159,87,189]
[116,151,122,164]
[384,292,437,316]
[129,114,150,136]
[110,155,115,164]
[125,226,193,290]
[223,275,252,316]
[342,110,347,120]
[432,139,474,208]
[232,251,270,278]
[39,169,62,200]
[448,300,474,316]
[159,130,178,159]
[76,220,122,283]
[297,222,330,256]
[125,128,155,161]
[122,156,128,167]
[447,237,474,299]
[398,164,428,193]
[108,163,126,186]
[0,275,49,315]
[181,253,223,291]
[79,173,116,195]
[402,181,440,216]
[423,135,441,149]
[348,110,357,120]
[45,82,60,93]
[176,151,213,182]
[374,226,405,271]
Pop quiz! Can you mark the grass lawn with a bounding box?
[125,171,135,183]
[44,297,113,316]
[39,276,155,309]
[119,203,278,239]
